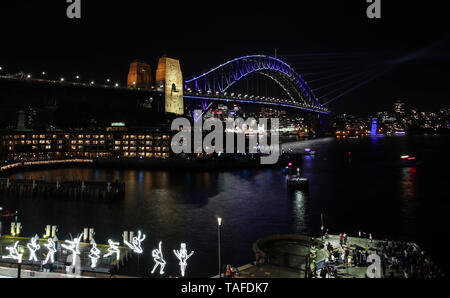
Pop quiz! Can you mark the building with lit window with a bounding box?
[0,126,171,163]
[394,100,406,116]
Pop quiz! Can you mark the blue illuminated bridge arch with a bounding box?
[183,55,328,114]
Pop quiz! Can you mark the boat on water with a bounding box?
[287,175,309,191]
[400,155,421,167]
[304,148,317,155]
[282,162,301,175]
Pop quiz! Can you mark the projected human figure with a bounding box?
[89,239,101,268]
[124,230,146,254]
[61,234,82,267]
[173,243,194,277]
[27,234,41,262]
[151,241,166,275]
[2,241,22,261]
[103,239,120,261]
[43,238,57,264]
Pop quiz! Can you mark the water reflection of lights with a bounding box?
[401,167,418,199]
[292,190,307,234]
[400,167,419,221]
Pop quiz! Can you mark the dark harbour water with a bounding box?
[1,135,450,277]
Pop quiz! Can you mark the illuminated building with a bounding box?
[394,100,405,116]
[0,126,171,162]
[155,55,184,115]
[127,60,152,89]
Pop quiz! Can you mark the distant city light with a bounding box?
[115,83,119,87]
[26,74,31,78]
[76,75,80,79]
[111,122,125,127]
[60,78,65,81]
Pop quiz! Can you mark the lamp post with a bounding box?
[17,253,23,278]
[320,213,324,241]
[217,217,222,278]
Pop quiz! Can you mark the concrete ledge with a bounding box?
[253,234,322,257]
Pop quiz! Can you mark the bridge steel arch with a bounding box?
[184,55,326,113]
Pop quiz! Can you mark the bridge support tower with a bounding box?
[155,55,184,115]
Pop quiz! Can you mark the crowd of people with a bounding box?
[376,239,444,278]
[311,231,445,278]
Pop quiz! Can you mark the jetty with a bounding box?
[218,234,444,278]
[0,178,125,202]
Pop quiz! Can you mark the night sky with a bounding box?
[0,0,449,114]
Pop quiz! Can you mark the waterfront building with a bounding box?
[0,125,171,162]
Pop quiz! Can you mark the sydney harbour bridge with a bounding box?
[183,55,327,114]
[0,54,333,130]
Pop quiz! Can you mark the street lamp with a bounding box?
[17,250,23,278]
[321,213,324,241]
[217,217,222,278]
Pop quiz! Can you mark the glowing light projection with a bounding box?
[2,241,22,262]
[27,234,41,262]
[370,118,378,136]
[88,239,101,268]
[43,238,57,264]
[103,239,120,261]
[151,241,166,275]
[173,243,194,277]
[61,234,83,267]
[124,230,146,254]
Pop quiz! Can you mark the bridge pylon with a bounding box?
[155,55,184,115]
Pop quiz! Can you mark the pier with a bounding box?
[222,234,444,278]
[0,178,125,202]
[0,235,132,277]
